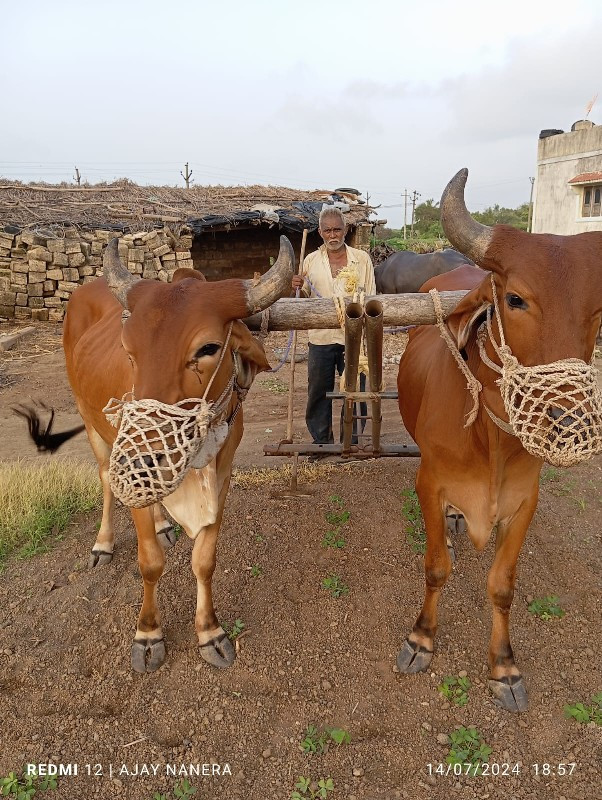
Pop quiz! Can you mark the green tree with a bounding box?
[414,199,444,238]
[472,203,529,230]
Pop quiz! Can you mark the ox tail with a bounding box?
[12,403,86,454]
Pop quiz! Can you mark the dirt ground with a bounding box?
[0,321,601,800]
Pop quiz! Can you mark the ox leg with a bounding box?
[86,426,116,568]
[486,500,536,713]
[154,504,178,551]
[130,506,167,673]
[191,481,235,669]
[397,475,452,673]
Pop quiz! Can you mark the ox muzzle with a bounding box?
[104,326,236,508]
[478,278,602,467]
[104,391,231,508]
[497,357,602,466]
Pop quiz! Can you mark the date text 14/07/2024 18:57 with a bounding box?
[426,763,577,778]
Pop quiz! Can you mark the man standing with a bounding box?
[292,207,376,457]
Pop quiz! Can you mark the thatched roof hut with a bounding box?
[0,181,379,321]
[0,180,378,281]
[0,180,374,232]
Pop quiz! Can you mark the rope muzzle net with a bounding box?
[104,323,236,508]
[432,276,602,467]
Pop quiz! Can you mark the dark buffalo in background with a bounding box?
[375,248,475,294]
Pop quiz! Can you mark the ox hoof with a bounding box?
[488,676,528,713]
[88,549,113,568]
[199,633,236,669]
[396,639,433,674]
[157,526,178,550]
[446,513,466,534]
[131,638,166,673]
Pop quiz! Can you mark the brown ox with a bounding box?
[23,236,293,673]
[396,169,602,712]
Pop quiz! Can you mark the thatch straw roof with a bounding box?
[0,179,375,235]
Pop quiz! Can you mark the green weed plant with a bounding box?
[291,776,334,799]
[446,726,492,776]
[321,574,349,598]
[564,693,602,726]
[438,676,471,707]
[527,595,565,620]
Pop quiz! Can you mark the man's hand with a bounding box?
[292,275,305,290]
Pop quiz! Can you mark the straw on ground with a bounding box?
[0,458,101,565]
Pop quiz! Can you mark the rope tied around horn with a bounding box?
[429,287,482,427]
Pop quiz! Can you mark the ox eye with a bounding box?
[193,342,221,359]
[506,293,527,310]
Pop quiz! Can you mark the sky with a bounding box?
[1,0,601,227]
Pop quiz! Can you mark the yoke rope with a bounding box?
[428,288,482,427]
[255,293,298,374]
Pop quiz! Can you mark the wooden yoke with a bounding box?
[244,291,467,331]
[259,290,466,461]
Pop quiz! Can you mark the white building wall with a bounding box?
[532,124,602,234]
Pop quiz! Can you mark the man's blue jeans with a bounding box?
[306,343,367,444]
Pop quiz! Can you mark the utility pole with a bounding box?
[180,162,193,188]
[401,189,410,239]
[527,176,535,232]
[410,190,421,238]
[73,167,81,186]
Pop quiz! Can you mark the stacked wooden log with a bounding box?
[0,228,193,322]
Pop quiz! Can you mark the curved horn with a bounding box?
[103,237,139,307]
[244,235,295,313]
[440,168,494,265]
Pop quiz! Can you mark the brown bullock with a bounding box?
[396,169,602,711]
[23,236,293,673]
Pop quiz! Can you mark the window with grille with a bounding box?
[582,184,602,217]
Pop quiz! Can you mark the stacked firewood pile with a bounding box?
[0,228,193,322]
[369,242,395,265]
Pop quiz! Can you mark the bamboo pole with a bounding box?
[342,303,364,451]
[365,299,384,453]
[286,228,308,441]
[280,229,310,498]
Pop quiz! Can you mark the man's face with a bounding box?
[319,216,346,251]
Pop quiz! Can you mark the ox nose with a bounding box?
[118,453,155,469]
[549,406,575,428]
[548,405,589,429]
[548,406,592,447]
[134,454,156,471]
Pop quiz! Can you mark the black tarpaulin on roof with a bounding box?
[187,211,263,232]
[274,201,324,232]
[186,201,348,235]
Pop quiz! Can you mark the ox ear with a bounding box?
[172,267,206,283]
[230,320,271,388]
[446,280,493,349]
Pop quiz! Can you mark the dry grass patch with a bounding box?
[0,458,101,566]
[231,460,365,488]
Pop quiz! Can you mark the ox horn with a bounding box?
[243,235,295,314]
[103,237,139,307]
[440,168,494,266]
